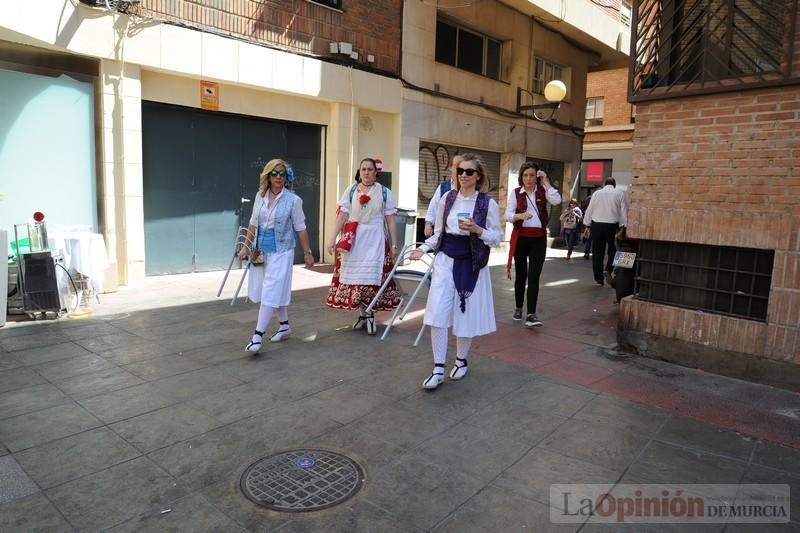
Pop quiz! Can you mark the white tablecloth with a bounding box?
[51,232,109,293]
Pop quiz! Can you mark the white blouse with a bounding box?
[338,184,397,214]
[420,191,502,252]
[248,190,307,231]
[504,186,562,228]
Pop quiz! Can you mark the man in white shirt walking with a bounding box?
[583,178,628,286]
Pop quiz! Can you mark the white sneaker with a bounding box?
[366,315,376,335]
[352,315,367,330]
[449,358,468,380]
[422,369,445,390]
[270,327,292,343]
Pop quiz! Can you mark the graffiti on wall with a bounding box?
[417,143,499,212]
[418,144,456,210]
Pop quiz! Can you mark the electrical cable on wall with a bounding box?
[400,77,584,138]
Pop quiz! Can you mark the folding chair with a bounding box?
[365,242,434,346]
[217,226,252,306]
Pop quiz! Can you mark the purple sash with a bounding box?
[440,235,476,313]
[437,190,491,272]
[436,190,491,313]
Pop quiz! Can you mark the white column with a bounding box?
[322,102,357,263]
[398,132,420,212]
[100,60,144,287]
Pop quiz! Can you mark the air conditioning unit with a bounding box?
[338,42,353,55]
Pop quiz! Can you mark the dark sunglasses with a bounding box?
[269,170,287,177]
[456,167,478,177]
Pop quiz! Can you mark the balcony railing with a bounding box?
[629,0,800,101]
[121,0,400,75]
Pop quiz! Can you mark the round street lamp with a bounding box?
[516,80,567,122]
[544,80,567,104]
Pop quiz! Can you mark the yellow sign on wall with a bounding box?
[200,80,219,111]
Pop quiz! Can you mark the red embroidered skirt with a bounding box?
[326,240,401,311]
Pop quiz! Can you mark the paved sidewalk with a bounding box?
[1,249,798,532]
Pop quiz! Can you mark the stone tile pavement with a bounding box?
[1,249,799,531]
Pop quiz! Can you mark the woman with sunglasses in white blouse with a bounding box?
[411,154,503,390]
[239,159,314,353]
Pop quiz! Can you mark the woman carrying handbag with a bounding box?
[239,159,314,354]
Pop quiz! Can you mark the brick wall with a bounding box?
[128,0,401,75]
[586,67,633,127]
[591,0,626,21]
[623,84,800,364]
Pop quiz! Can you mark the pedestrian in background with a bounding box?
[560,198,583,260]
[583,177,627,286]
[239,159,314,353]
[326,158,401,334]
[411,153,502,390]
[424,154,463,238]
[505,163,562,327]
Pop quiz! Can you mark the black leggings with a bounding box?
[514,236,547,314]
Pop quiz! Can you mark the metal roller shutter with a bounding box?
[417,142,501,217]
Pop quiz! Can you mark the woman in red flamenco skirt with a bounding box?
[325,158,401,334]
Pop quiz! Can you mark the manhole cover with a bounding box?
[240,449,364,512]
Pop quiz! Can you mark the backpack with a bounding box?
[349,183,387,205]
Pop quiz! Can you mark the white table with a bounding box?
[51,232,109,293]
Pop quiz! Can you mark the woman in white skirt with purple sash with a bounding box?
[411,154,502,389]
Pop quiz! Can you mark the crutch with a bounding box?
[217,226,251,300]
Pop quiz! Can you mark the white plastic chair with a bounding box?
[365,242,434,346]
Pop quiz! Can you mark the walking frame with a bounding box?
[365,242,434,346]
[217,226,252,306]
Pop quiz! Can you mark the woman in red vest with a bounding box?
[505,162,561,327]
